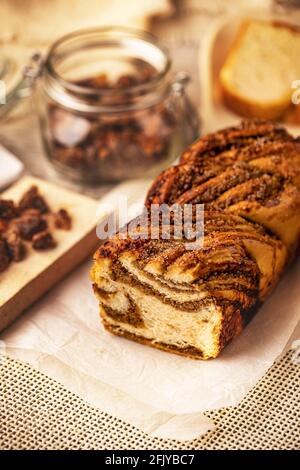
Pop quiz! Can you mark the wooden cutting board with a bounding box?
[0,175,99,332]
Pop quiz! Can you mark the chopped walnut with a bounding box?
[14,212,47,241]
[0,219,8,234]
[0,237,11,272]
[21,208,42,217]
[3,229,26,262]
[0,199,18,219]
[54,209,72,230]
[0,184,72,274]
[32,231,56,250]
[19,185,50,214]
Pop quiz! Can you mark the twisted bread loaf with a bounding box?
[91,121,300,359]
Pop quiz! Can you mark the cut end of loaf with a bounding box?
[91,256,227,360]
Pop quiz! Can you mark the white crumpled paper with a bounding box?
[0,144,24,190]
[1,181,300,440]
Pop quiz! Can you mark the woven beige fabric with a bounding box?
[0,352,299,450]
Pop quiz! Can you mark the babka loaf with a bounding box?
[91,120,300,359]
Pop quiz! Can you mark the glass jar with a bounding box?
[37,27,199,183]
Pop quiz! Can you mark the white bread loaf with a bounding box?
[220,20,300,119]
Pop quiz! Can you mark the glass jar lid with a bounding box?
[42,27,174,113]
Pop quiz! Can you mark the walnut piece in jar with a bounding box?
[48,67,178,182]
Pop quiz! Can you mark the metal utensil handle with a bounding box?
[0,51,44,118]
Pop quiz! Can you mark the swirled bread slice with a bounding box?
[91,120,300,359]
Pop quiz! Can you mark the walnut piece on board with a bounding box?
[0,175,99,332]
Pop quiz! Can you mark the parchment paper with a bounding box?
[0,145,24,190]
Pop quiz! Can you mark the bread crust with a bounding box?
[92,120,300,359]
[221,86,288,120]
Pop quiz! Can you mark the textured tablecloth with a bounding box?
[1,350,299,450]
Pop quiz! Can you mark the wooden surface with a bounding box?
[0,175,98,332]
